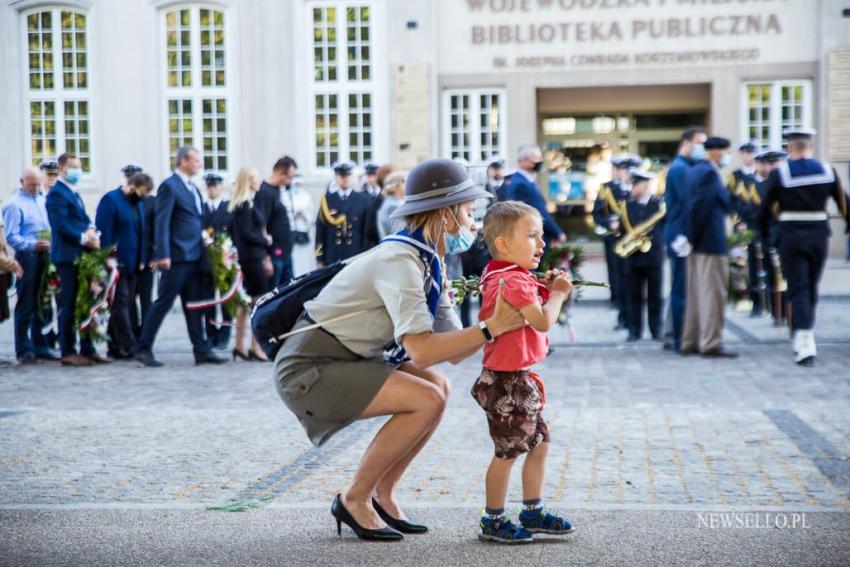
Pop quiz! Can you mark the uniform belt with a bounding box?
[778,211,828,222]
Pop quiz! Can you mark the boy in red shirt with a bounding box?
[472,201,574,543]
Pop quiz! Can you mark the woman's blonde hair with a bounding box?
[404,203,465,257]
[227,167,261,213]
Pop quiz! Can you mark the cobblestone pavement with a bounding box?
[1,260,849,564]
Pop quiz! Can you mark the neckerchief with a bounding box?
[481,260,549,303]
[381,228,442,365]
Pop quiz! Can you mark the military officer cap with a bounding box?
[630,170,656,182]
[754,150,787,163]
[737,140,759,152]
[613,154,642,170]
[782,128,816,141]
[333,161,354,176]
[362,160,380,175]
[203,172,224,186]
[122,164,143,177]
[38,159,59,173]
[391,158,494,219]
[704,137,731,150]
[488,156,506,169]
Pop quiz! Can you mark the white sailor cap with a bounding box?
[782,128,816,141]
[630,170,656,182]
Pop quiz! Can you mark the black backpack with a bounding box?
[250,261,348,358]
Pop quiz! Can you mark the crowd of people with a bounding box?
[594,126,848,365]
[1,128,847,369]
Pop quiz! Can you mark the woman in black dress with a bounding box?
[228,167,272,361]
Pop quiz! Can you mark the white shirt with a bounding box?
[206,198,222,211]
[304,242,462,359]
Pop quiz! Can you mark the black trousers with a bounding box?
[108,269,138,355]
[134,268,154,335]
[747,239,768,313]
[626,263,663,339]
[779,225,828,331]
[136,261,211,355]
[55,262,95,357]
[603,237,620,304]
[201,271,232,347]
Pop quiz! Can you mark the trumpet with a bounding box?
[614,205,666,258]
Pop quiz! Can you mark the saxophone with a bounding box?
[614,204,666,258]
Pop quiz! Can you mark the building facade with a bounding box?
[1,0,848,249]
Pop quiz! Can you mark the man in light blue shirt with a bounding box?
[2,166,56,363]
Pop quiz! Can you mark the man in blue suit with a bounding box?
[135,146,225,367]
[663,127,706,352]
[44,153,108,366]
[96,167,150,360]
[681,136,738,359]
[502,145,566,249]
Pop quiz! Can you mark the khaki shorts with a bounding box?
[470,368,550,459]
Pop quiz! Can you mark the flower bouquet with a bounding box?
[36,229,60,320]
[186,229,249,317]
[74,246,119,342]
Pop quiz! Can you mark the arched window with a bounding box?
[161,5,231,173]
[22,5,92,172]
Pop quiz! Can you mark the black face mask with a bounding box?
[128,192,141,204]
[532,161,544,173]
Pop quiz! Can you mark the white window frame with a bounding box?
[441,88,508,164]
[158,3,237,177]
[740,80,813,150]
[306,0,384,173]
[20,5,95,176]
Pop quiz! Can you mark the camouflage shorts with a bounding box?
[470,368,550,459]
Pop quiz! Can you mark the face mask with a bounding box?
[444,210,476,255]
[719,153,732,168]
[532,161,544,173]
[689,144,706,161]
[65,168,82,185]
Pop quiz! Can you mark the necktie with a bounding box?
[187,181,202,215]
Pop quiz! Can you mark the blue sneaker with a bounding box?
[518,508,575,535]
[479,515,533,544]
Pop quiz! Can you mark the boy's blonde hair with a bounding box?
[482,201,542,257]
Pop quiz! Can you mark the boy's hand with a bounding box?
[550,272,572,297]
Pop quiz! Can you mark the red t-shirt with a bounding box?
[479,262,549,371]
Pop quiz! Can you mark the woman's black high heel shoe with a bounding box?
[249,350,270,363]
[372,498,429,534]
[232,348,250,361]
[331,494,403,541]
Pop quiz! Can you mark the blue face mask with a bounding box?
[65,168,82,185]
[689,143,706,161]
[719,153,732,168]
[444,210,476,255]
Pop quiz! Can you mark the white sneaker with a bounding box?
[795,330,816,366]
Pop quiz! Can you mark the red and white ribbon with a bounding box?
[79,266,120,332]
[186,270,243,311]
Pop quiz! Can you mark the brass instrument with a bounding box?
[614,205,666,258]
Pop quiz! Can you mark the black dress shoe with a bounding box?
[372,498,428,534]
[18,353,38,365]
[701,348,739,359]
[626,335,640,343]
[194,352,226,365]
[331,495,403,541]
[135,350,163,368]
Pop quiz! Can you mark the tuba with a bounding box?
[614,205,666,258]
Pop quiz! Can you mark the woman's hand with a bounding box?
[485,279,525,337]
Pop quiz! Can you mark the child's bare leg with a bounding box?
[485,455,516,512]
[521,441,549,502]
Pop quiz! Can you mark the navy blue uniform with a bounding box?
[758,159,849,334]
[315,189,371,265]
[622,196,665,340]
[727,168,764,312]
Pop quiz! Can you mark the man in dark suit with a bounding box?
[134,146,225,367]
[681,136,738,358]
[96,167,149,360]
[502,144,566,249]
[201,172,233,349]
[44,153,108,366]
[256,156,296,287]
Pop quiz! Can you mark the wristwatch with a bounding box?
[478,320,495,343]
